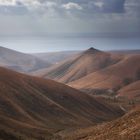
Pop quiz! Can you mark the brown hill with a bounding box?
[63,106,140,140]
[0,67,124,139]
[69,54,140,91]
[0,46,51,73]
[117,80,140,100]
[34,48,121,83]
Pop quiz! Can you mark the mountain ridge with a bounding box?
[0,46,51,73]
[69,54,140,91]
[33,48,121,83]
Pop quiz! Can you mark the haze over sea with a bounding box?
[0,37,139,53]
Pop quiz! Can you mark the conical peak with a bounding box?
[84,47,101,54]
[88,47,98,51]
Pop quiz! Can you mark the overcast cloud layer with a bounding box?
[0,0,139,37]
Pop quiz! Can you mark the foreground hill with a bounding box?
[0,67,124,139]
[34,48,121,83]
[0,46,51,73]
[64,106,140,140]
[69,54,140,92]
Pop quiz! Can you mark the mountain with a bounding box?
[69,54,140,92]
[0,67,124,139]
[64,106,140,140]
[33,48,121,83]
[32,50,81,64]
[0,46,51,73]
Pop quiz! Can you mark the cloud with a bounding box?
[0,0,17,6]
[0,0,127,15]
[125,0,140,15]
[94,2,104,8]
[62,2,82,10]
[45,1,57,8]
[0,0,139,37]
[61,0,126,13]
[102,0,125,13]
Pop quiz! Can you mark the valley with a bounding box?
[0,0,139,139]
[0,46,139,140]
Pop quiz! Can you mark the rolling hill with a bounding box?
[0,46,51,73]
[64,106,140,140]
[0,67,124,139]
[33,47,121,83]
[69,54,140,92]
[117,80,140,100]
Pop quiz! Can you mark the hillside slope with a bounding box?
[65,107,140,140]
[0,46,51,73]
[33,51,80,64]
[69,54,140,91]
[0,67,124,139]
[118,80,140,100]
[34,48,121,83]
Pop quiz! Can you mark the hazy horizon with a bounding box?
[0,36,140,53]
[0,0,139,53]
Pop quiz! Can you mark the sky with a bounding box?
[0,0,140,52]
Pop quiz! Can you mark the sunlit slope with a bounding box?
[69,54,140,91]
